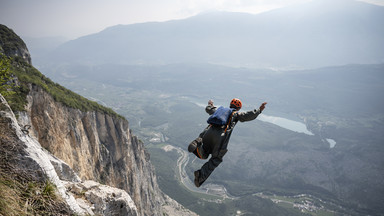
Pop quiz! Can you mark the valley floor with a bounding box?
[163,144,235,199]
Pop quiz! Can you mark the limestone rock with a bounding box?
[1,94,141,215]
[0,94,85,214]
[0,24,32,64]
[18,84,163,215]
[66,180,138,216]
[1,24,196,216]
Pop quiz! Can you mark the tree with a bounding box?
[0,53,15,96]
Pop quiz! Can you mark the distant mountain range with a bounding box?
[43,0,384,68]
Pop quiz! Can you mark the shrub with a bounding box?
[0,53,16,97]
[4,56,124,119]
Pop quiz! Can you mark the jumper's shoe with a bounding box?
[188,140,198,152]
[194,171,201,187]
[188,138,202,152]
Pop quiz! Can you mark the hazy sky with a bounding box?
[1,0,383,39]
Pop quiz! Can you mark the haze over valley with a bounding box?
[9,0,384,215]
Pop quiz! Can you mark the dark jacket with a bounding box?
[204,104,262,155]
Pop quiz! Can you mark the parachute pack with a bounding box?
[207,106,235,126]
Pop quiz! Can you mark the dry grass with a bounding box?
[0,115,72,216]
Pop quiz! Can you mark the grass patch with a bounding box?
[0,119,72,216]
[0,167,71,216]
[2,55,124,119]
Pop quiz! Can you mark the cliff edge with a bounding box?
[0,24,196,216]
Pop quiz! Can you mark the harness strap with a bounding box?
[223,111,236,134]
[196,147,203,159]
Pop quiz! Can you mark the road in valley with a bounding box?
[162,145,236,199]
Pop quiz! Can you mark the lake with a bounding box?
[258,114,314,135]
[191,100,336,148]
[258,114,337,148]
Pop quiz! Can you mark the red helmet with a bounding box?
[230,98,242,110]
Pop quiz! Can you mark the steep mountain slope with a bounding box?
[19,84,163,215]
[0,24,196,215]
[0,24,31,64]
[43,0,384,68]
[0,93,139,215]
[0,94,75,215]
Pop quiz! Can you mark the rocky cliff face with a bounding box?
[0,24,196,215]
[0,93,139,215]
[17,84,163,215]
[0,24,31,64]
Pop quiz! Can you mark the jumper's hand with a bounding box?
[260,102,267,112]
[208,99,214,106]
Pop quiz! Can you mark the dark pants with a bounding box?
[192,125,229,186]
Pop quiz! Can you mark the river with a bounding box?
[162,145,237,199]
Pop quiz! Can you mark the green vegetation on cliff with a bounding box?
[0,54,123,118]
[10,59,123,119]
[0,24,123,118]
[0,54,16,97]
